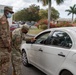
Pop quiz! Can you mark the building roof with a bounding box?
[56,18,73,22]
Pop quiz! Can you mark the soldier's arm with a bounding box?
[12,34,22,52]
[22,34,32,42]
[7,20,11,51]
[7,20,10,37]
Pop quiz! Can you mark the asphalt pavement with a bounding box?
[22,64,46,75]
[8,64,46,75]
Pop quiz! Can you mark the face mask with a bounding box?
[23,31,28,34]
[7,13,12,18]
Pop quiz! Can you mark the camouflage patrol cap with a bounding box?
[4,6,14,13]
[22,24,29,31]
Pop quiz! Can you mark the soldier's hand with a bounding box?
[8,40,11,53]
[31,37,36,42]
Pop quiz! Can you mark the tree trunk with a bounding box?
[72,13,74,23]
[48,0,51,29]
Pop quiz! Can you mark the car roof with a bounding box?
[35,27,76,38]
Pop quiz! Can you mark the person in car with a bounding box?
[12,24,29,75]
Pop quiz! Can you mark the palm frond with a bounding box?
[56,0,64,5]
[70,6,74,11]
[65,9,71,12]
[68,12,71,15]
[37,0,48,6]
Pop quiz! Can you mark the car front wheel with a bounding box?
[61,70,73,75]
[22,51,29,66]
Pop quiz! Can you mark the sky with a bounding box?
[0,0,76,19]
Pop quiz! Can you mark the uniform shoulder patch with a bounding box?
[1,17,7,24]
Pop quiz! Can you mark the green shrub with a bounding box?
[56,22,73,27]
[42,24,47,30]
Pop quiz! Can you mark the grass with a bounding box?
[28,27,43,35]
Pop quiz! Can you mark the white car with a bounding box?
[21,27,76,75]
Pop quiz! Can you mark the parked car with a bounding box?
[21,27,76,75]
[10,24,19,32]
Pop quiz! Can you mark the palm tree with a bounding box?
[37,0,65,28]
[65,4,76,23]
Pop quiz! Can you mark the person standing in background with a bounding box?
[0,6,14,75]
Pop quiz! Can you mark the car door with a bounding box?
[39,30,73,75]
[29,31,51,67]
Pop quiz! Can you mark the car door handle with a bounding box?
[38,48,43,52]
[58,52,65,57]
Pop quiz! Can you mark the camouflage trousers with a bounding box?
[11,47,22,75]
[0,48,11,75]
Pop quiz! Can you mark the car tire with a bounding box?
[22,51,29,67]
[61,70,73,75]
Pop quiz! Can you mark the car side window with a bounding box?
[48,31,72,48]
[34,31,50,44]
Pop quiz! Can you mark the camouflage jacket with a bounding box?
[0,15,10,47]
[12,28,25,49]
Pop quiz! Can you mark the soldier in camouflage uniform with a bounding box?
[12,24,29,75]
[0,6,14,75]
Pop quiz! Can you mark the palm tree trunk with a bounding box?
[72,13,74,23]
[48,0,51,29]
